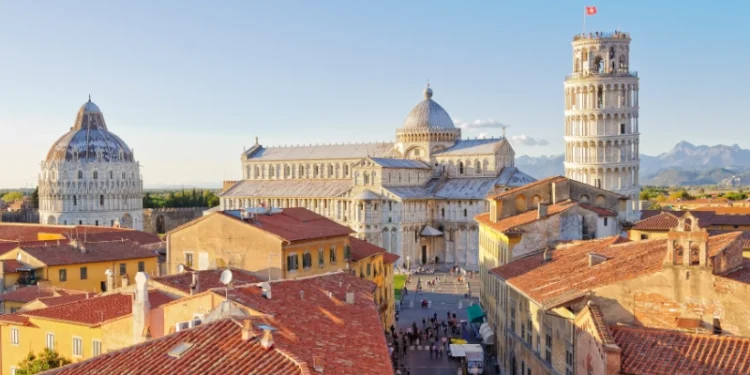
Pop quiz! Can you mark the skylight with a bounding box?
[167,342,194,358]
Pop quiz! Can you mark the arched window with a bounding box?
[363,173,370,185]
[597,86,603,108]
[73,196,77,206]
[93,171,98,179]
[441,208,445,218]
[328,164,333,176]
[475,160,481,173]
[459,162,465,174]
[78,171,83,179]
[109,171,113,179]
[343,164,349,176]
[269,165,275,178]
[299,165,305,177]
[463,208,468,217]
[515,194,527,212]
[594,56,604,73]
[100,195,104,206]
[314,165,319,177]
[122,172,126,179]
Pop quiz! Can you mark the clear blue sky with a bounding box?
[1,0,748,188]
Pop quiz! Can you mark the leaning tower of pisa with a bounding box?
[564,31,640,212]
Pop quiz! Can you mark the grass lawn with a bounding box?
[394,274,406,300]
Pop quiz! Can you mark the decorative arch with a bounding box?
[515,194,527,212]
[595,194,606,207]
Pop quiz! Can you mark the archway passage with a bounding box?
[121,213,133,229]
[156,215,166,234]
[47,215,56,225]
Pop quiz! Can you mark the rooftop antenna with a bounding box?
[220,268,233,301]
[500,124,510,138]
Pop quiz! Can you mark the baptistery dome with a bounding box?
[38,98,144,230]
[46,99,134,163]
[401,86,456,129]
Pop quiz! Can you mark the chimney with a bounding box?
[588,253,607,267]
[132,272,151,344]
[106,269,115,292]
[261,282,272,299]
[346,291,355,304]
[537,203,548,220]
[260,328,274,349]
[190,271,200,296]
[713,317,722,335]
[300,290,304,300]
[542,249,552,263]
[121,274,130,288]
[313,356,324,373]
[241,320,255,341]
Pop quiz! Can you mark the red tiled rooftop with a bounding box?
[0,286,84,304]
[232,208,353,242]
[18,240,157,266]
[0,259,31,272]
[491,233,744,308]
[475,200,579,233]
[633,210,750,231]
[488,176,567,200]
[611,325,750,375]
[35,293,91,308]
[0,223,137,242]
[21,290,174,326]
[577,202,617,217]
[152,268,262,295]
[349,237,386,261]
[42,318,309,375]
[382,252,400,265]
[0,313,30,325]
[225,272,393,375]
[69,230,162,245]
[0,239,71,256]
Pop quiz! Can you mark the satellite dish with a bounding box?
[177,264,185,273]
[220,269,233,286]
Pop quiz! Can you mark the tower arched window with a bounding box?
[597,86,603,108]
[459,162,464,174]
[77,171,83,179]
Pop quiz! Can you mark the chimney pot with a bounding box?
[241,320,254,341]
[260,329,274,350]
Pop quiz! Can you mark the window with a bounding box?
[109,171,113,179]
[46,333,55,349]
[318,248,324,267]
[100,195,104,206]
[95,220,99,226]
[441,208,445,217]
[10,328,19,345]
[475,160,481,173]
[459,162,464,174]
[73,195,77,206]
[527,317,533,344]
[80,267,88,280]
[119,263,127,275]
[329,245,336,264]
[640,234,649,240]
[521,323,525,341]
[303,252,312,269]
[77,171,83,179]
[59,269,67,282]
[463,208,468,217]
[73,337,83,357]
[138,261,145,272]
[344,245,351,261]
[565,343,574,375]
[367,263,372,276]
[286,253,298,271]
[545,327,553,362]
[93,340,102,356]
[93,171,98,179]
[510,303,516,333]
[603,217,608,226]
[620,123,626,134]
[185,253,194,268]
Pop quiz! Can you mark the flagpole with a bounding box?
[583,6,586,34]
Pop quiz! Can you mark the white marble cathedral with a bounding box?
[220,86,535,268]
[38,98,144,230]
[563,31,640,212]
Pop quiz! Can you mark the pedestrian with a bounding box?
[422,318,426,329]
[403,286,408,296]
[432,344,437,359]
[433,312,437,321]
[390,324,395,336]
[429,344,433,358]
[396,312,400,324]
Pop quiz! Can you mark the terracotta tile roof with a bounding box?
[0,259,31,272]
[611,325,750,375]
[488,176,568,200]
[0,286,84,304]
[577,202,617,217]
[42,318,310,375]
[491,236,660,308]
[0,223,135,242]
[18,240,157,266]
[226,272,393,375]
[632,211,714,231]
[0,240,71,256]
[35,293,91,308]
[722,258,750,283]
[638,209,663,220]
[382,252,400,265]
[21,290,174,326]
[152,268,262,295]
[492,233,745,308]
[219,208,354,242]
[694,206,750,215]
[68,230,162,245]
[349,237,386,261]
[582,303,615,345]
[475,200,579,233]
[0,313,30,325]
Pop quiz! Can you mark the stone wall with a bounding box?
[143,208,206,235]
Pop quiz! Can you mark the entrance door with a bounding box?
[100,281,107,292]
[421,245,427,265]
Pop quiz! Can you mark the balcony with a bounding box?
[566,71,638,81]
[573,31,630,41]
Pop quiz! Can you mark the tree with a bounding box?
[31,187,39,209]
[15,349,71,375]
[1,191,24,203]
[207,194,220,208]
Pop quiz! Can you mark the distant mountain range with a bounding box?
[515,142,750,187]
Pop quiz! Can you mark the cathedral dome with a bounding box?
[45,98,134,163]
[401,86,455,129]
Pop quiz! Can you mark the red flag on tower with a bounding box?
[586,6,597,15]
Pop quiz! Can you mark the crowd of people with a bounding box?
[388,311,463,374]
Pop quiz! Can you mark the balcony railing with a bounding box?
[573,31,630,41]
[565,71,638,81]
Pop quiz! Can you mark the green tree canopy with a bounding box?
[1,191,24,203]
[15,349,71,375]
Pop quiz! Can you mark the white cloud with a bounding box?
[455,118,508,130]
[511,134,549,147]
[478,132,489,139]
